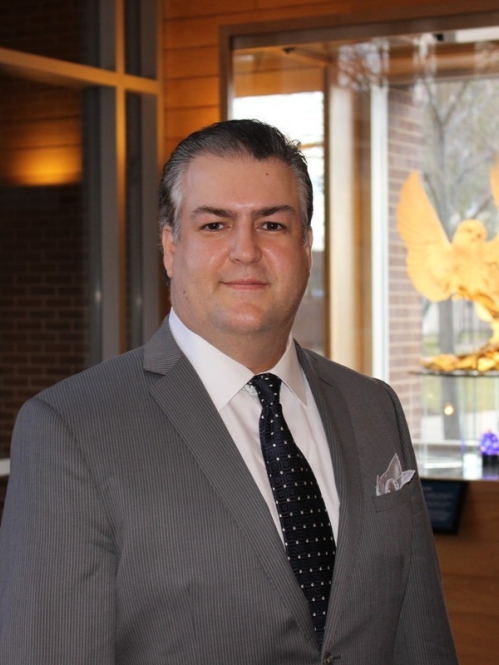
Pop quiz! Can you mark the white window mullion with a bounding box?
[370,83,389,382]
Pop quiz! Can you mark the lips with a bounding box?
[222,279,267,290]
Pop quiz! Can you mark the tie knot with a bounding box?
[249,373,282,407]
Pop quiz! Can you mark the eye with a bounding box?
[261,221,284,231]
[202,222,225,231]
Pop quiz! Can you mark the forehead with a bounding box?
[179,153,300,209]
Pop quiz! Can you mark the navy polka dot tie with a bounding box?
[249,373,336,646]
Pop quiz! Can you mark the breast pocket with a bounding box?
[368,481,414,578]
[371,481,412,512]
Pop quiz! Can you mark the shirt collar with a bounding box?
[168,309,308,410]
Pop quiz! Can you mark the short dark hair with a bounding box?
[158,119,313,243]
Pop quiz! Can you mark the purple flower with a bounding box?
[479,431,499,456]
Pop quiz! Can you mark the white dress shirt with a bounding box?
[169,309,340,540]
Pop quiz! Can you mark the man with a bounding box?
[0,119,457,664]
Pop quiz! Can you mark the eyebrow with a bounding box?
[192,204,296,220]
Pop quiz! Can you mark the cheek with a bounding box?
[276,248,311,281]
[176,244,221,284]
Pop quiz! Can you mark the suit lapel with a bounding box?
[297,346,364,642]
[144,319,317,647]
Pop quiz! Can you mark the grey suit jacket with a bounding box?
[0,317,458,664]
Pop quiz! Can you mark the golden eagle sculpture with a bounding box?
[397,163,499,372]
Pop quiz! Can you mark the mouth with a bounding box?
[222,279,267,290]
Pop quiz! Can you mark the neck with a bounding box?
[170,308,292,373]
[208,330,289,374]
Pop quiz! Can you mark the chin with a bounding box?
[218,310,291,337]
[213,309,269,332]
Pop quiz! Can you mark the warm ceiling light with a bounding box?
[9,147,81,186]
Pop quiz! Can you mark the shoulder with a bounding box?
[35,316,176,408]
[300,346,378,389]
[31,347,144,410]
[299,348,415,463]
[12,345,164,461]
[299,346,401,413]
[18,319,180,432]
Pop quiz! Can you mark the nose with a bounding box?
[228,224,262,263]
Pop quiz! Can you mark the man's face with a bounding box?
[162,153,312,357]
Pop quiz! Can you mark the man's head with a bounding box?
[159,119,313,243]
[159,119,314,372]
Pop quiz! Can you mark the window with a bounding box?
[225,13,499,479]
[0,0,161,495]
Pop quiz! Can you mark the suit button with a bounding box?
[323,653,334,664]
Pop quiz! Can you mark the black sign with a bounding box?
[421,479,468,535]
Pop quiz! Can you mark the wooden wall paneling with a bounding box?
[165,106,219,140]
[164,46,220,80]
[164,16,221,50]
[435,481,499,665]
[164,76,219,109]
[166,0,257,20]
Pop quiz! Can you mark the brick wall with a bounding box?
[387,86,425,435]
[0,183,91,461]
[0,56,88,519]
[0,55,87,483]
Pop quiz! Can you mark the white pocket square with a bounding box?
[376,454,415,496]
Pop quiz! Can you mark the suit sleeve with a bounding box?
[380,382,459,665]
[0,397,116,664]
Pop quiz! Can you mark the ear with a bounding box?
[305,227,313,269]
[162,225,176,279]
